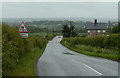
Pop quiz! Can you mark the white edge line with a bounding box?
[83,63,102,76]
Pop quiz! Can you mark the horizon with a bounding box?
[2,17,118,23]
[2,17,118,19]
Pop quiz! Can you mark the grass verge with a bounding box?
[9,47,45,76]
[61,41,119,61]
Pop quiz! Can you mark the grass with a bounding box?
[61,41,119,61]
[9,47,45,76]
[75,45,118,54]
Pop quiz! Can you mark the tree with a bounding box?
[111,23,120,33]
[62,24,70,37]
[70,25,77,37]
[62,21,77,37]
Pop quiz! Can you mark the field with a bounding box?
[29,32,59,40]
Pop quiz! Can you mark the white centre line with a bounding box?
[82,63,102,76]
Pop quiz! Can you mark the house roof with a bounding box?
[85,23,107,30]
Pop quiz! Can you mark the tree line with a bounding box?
[62,21,77,37]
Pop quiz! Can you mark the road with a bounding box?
[37,36,118,76]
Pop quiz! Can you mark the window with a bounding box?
[103,30,106,33]
[98,30,100,33]
[87,30,90,33]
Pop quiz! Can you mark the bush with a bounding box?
[62,34,119,51]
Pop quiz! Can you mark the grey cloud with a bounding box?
[2,2,118,18]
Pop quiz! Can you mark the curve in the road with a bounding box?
[37,36,118,76]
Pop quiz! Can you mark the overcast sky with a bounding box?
[1,0,119,2]
[2,2,118,19]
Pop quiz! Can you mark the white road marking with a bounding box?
[83,63,102,76]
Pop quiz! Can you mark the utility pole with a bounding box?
[52,26,54,35]
[47,26,48,37]
[70,21,72,37]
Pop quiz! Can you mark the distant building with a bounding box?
[85,19,107,37]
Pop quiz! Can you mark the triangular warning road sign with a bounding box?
[18,21,28,33]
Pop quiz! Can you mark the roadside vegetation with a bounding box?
[62,21,77,37]
[2,24,53,76]
[9,47,44,76]
[61,34,119,61]
[0,23,2,76]
[61,23,120,61]
[29,32,58,40]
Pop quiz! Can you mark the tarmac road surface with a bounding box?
[37,36,118,76]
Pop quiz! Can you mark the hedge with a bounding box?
[2,24,48,75]
[62,34,119,51]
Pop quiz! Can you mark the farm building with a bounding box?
[85,19,107,37]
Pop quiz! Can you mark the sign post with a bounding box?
[18,21,29,38]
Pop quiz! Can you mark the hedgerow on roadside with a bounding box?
[2,24,48,75]
[61,34,119,61]
[61,34,119,50]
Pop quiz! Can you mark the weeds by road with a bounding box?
[10,47,45,76]
[61,35,119,61]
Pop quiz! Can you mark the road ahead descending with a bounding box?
[37,36,118,76]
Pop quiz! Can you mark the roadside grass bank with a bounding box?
[9,47,45,76]
[2,24,54,76]
[61,36,119,61]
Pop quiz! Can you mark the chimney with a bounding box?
[95,19,97,26]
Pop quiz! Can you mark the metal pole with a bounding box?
[47,26,48,37]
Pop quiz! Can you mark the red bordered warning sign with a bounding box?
[18,21,28,33]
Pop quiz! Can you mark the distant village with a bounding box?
[3,18,118,38]
[85,19,118,37]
